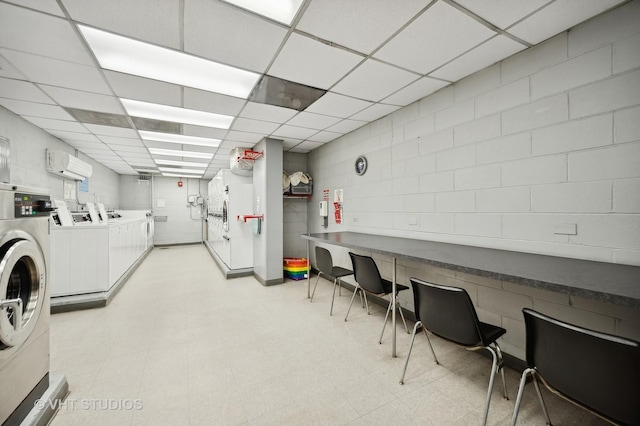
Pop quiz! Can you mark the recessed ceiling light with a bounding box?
[155,159,209,168]
[78,25,260,99]
[158,167,206,174]
[223,0,304,25]
[149,148,213,159]
[139,130,221,147]
[162,172,205,178]
[122,99,234,129]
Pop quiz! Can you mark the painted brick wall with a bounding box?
[307,2,640,360]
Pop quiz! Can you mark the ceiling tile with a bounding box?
[0,49,112,94]
[304,92,372,118]
[0,3,93,65]
[0,78,54,104]
[382,77,450,106]
[182,125,228,140]
[271,124,318,139]
[324,118,366,134]
[289,140,323,152]
[374,1,496,74]
[47,129,100,142]
[220,140,255,150]
[84,123,138,138]
[332,59,419,102]
[23,116,86,132]
[296,0,432,54]
[269,33,363,90]
[282,138,303,150]
[429,35,527,82]
[62,0,181,48]
[0,98,73,120]
[284,112,342,130]
[184,0,287,73]
[104,71,182,107]
[0,54,26,79]
[4,0,65,17]
[348,103,401,122]
[240,102,298,123]
[63,140,101,149]
[224,131,265,144]
[111,145,148,154]
[97,136,144,146]
[231,117,280,134]
[39,85,124,114]
[307,130,342,143]
[454,0,553,30]
[183,87,246,116]
[508,0,626,44]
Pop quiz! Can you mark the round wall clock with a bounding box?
[355,156,368,176]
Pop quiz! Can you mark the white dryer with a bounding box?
[0,184,53,425]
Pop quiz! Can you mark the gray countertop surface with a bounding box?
[302,232,640,308]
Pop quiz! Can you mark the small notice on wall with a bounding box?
[157,198,166,208]
[79,177,89,192]
[334,188,343,203]
[63,180,75,200]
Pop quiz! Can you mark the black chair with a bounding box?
[345,252,409,344]
[400,277,508,426]
[511,308,640,426]
[310,246,353,315]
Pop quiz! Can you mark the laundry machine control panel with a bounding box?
[13,193,53,218]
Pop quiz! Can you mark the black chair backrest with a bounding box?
[316,246,333,275]
[523,308,640,426]
[410,277,484,347]
[349,253,385,294]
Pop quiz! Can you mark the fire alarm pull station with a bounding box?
[320,201,328,228]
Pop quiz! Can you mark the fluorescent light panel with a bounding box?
[78,25,260,99]
[122,99,233,129]
[139,130,221,147]
[155,159,209,168]
[158,167,205,174]
[149,148,213,159]
[162,173,204,178]
[134,168,159,173]
[223,0,304,25]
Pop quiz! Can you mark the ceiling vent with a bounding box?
[248,74,326,111]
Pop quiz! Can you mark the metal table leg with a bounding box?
[306,238,311,298]
[392,256,397,357]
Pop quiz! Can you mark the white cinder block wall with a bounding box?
[0,106,120,208]
[307,2,640,360]
[150,176,207,245]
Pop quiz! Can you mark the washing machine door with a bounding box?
[0,231,46,350]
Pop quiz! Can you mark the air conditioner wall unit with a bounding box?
[46,150,93,181]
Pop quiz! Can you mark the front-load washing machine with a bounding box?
[0,183,53,425]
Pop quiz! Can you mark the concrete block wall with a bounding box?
[307,2,640,360]
[1,106,120,207]
[151,176,207,245]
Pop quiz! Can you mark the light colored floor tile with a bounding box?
[48,244,598,426]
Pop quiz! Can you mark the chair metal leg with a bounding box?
[422,326,439,364]
[493,342,508,400]
[481,346,500,426]
[338,277,342,296]
[379,298,393,344]
[400,321,422,384]
[344,285,360,322]
[363,291,370,314]
[310,272,323,302]
[329,278,338,316]
[532,375,552,425]
[511,368,552,426]
[397,299,409,333]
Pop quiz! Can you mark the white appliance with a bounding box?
[207,170,253,270]
[0,184,52,425]
[45,150,93,181]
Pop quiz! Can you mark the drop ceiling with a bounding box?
[0,0,627,179]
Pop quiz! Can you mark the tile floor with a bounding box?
[49,245,610,425]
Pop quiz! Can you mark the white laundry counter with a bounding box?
[50,216,151,297]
